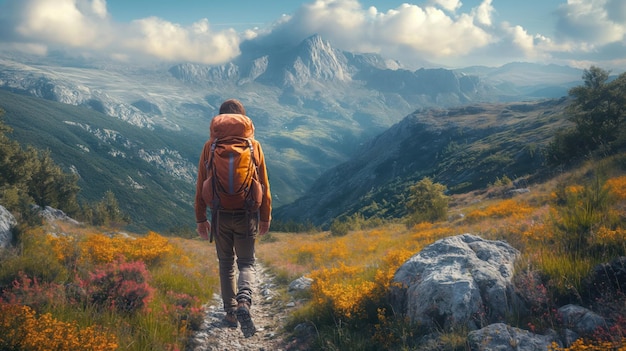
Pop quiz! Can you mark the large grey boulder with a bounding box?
[0,205,17,249]
[558,304,606,336]
[467,323,559,351]
[390,234,520,331]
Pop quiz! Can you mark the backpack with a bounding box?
[201,136,263,212]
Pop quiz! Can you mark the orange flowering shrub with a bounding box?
[0,304,118,351]
[310,263,377,319]
[409,222,455,242]
[373,248,415,289]
[465,199,534,222]
[47,234,80,267]
[550,338,626,351]
[81,231,174,265]
[605,175,626,200]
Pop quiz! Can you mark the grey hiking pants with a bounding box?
[213,210,258,312]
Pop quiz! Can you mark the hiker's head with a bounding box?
[219,99,246,115]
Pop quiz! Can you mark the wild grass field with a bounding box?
[3,153,626,350]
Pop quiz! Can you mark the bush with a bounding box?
[80,258,155,314]
[405,177,449,226]
[0,304,118,351]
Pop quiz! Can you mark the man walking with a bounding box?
[195,99,272,337]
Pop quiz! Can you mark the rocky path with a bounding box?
[187,263,299,351]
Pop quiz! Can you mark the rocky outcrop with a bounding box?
[467,323,558,351]
[37,206,80,226]
[389,234,621,349]
[390,234,521,332]
[0,205,16,249]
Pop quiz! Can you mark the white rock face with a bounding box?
[0,205,17,249]
[390,234,520,331]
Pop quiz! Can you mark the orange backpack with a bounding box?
[201,136,263,212]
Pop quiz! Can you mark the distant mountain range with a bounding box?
[0,34,584,230]
[275,98,572,226]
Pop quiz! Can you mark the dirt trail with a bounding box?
[187,263,298,351]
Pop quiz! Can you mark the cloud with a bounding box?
[555,0,625,45]
[0,0,625,70]
[0,0,242,64]
[253,0,496,67]
[12,0,111,48]
[429,0,462,13]
[121,18,241,63]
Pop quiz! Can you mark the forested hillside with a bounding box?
[0,90,199,232]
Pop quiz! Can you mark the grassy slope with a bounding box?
[275,98,573,227]
[0,90,200,232]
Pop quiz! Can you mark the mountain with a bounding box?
[456,62,583,99]
[0,34,585,229]
[0,89,199,232]
[274,98,572,227]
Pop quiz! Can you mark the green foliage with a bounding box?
[547,66,626,165]
[271,219,318,233]
[79,190,131,228]
[329,218,350,236]
[0,111,80,218]
[329,213,387,236]
[405,177,449,226]
[553,176,614,255]
[0,229,69,289]
[0,110,132,228]
[492,175,513,187]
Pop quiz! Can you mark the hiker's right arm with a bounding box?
[195,142,211,223]
[196,220,210,240]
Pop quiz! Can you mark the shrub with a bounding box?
[80,258,155,314]
[329,218,350,236]
[0,228,69,288]
[0,271,65,310]
[405,177,449,226]
[81,231,174,265]
[553,177,614,255]
[0,304,118,351]
[161,291,205,333]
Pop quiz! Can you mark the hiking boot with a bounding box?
[224,310,238,328]
[236,300,256,337]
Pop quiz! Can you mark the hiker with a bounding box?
[194,98,272,337]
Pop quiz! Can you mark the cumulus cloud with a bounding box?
[429,0,462,13]
[253,0,496,66]
[0,0,242,64]
[0,0,625,70]
[555,0,625,45]
[121,18,240,63]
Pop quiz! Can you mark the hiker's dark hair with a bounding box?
[219,99,246,115]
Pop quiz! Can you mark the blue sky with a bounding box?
[0,0,625,71]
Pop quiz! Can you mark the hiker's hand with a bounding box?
[196,221,210,240]
[259,221,270,236]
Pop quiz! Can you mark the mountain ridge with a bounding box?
[0,34,585,228]
[275,98,572,227]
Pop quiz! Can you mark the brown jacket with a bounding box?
[194,113,272,223]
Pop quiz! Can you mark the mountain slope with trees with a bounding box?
[0,91,199,232]
[276,66,626,228]
[275,97,572,227]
